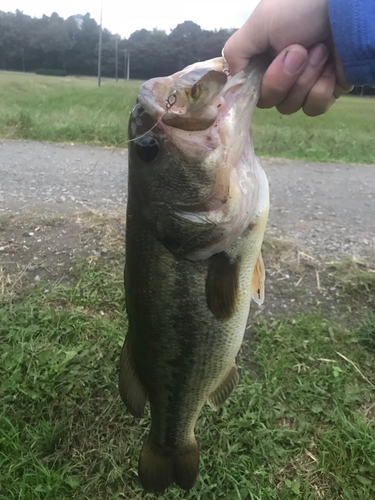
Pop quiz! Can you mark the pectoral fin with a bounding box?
[119,335,148,418]
[206,253,240,320]
[251,252,265,305]
[207,363,240,411]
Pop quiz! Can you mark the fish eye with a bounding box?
[135,136,160,163]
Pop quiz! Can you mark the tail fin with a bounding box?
[138,435,199,493]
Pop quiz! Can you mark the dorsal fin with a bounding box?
[251,252,265,305]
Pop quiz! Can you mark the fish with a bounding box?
[119,55,270,494]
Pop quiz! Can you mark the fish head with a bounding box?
[128,56,269,260]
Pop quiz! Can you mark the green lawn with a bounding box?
[0,72,140,148]
[1,71,375,163]
[1,255,374,500]
[252,98,375,164]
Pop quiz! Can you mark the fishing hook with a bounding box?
[165,91,177,110]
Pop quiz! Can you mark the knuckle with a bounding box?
[303,96,335,117]
[312,76,335,98]
[258,89,285,108]
[303,97,326,116]
[276,101,300,115]
[258,99,276,109]
[293,70,320,94]
[333,85,344,99]
[303,106,324,117]
[334,84,353,98]
[307,86,331,102]
[275,84,310,115]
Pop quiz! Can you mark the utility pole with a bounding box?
[21,47,25,72]
[115,35,118,82]
[97,0,103,87]
[126,51,130,80]
[124,49,126,80]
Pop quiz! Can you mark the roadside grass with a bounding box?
[252,97,375,164]
[1,253,375,499]
[0,72,140,147]
[1,71,375,163]
[328,256,375,309]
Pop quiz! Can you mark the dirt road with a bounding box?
[1,139,374,258]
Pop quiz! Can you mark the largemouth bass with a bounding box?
[119,56,269,493]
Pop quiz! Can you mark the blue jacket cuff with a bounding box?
[328,0,375,85]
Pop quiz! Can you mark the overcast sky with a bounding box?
[2,0,260,37]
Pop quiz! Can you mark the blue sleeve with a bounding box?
[328,0,375,85]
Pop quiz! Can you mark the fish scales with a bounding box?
[119,56,269,493]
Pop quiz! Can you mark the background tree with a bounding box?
[0,10,237,79]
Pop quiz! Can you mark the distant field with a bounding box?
[1,71,375,163]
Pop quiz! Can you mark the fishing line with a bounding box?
[125,91,178,145]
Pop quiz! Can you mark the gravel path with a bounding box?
[1,139,374,258]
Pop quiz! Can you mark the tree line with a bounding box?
[0,9,373,95]
[0,10,235,79]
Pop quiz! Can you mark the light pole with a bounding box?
[124,49,127,80]
[97,0,103,87]
[115,35,118,82]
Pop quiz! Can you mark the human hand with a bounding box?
[223,0,353,116]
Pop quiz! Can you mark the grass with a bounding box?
[1,255,374,499]
[328,256,375,310]
[0,72,140,147]
[252,98,375,164]
[1,71,375,163]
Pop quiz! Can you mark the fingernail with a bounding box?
[283,50,306,75]
[309,44,328,66]
[322,63,334,77]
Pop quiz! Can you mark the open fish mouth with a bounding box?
[138,58,229,131]
[159,64,228,131]
[136,56,268,156]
